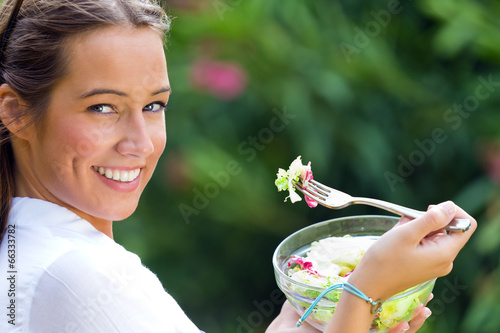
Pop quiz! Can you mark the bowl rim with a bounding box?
[272,214,435,302]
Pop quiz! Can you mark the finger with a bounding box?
[388,321,409,333]
[424,293,434,306]
[406,307,432,333]
[267,302,321,332]
[428,203,478,237]
[281,302,320,332]
[448,204,478,237]
[409,304,424,321]
[280,301,298,317]
[430,202,477,234]
[394,216,412,227]
[422,228,448,240]
[401,201,456,242]
[432,204,477,255]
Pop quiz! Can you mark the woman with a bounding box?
[0,0,476,332]
[0,0,198,331]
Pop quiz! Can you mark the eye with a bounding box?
[88,104,115,114]
[143,102,166,113]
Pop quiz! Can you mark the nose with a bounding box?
[116,112,155,158]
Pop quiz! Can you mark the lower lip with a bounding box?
[93,169,141,192]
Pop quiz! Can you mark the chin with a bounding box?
[110,207,139,221]
[92,201,140,222]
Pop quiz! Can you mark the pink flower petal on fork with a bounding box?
[302,163,318,208]
[305,195,318,208]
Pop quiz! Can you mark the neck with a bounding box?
[14,166,114,239]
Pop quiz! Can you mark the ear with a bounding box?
[0,83,30,140]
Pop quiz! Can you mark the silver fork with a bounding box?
[293,179,471,233]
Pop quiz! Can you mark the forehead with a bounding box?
[61,25,169,97]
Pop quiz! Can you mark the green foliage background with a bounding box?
[113,0,500,332]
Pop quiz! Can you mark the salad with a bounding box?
[275,155,318,208]
[276,156,433,331]
[286,235,433,331]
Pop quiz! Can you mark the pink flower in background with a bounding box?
[163,149,191,190]
[486,155,500,184]
[480,140,500,184]
[190,59,248,100]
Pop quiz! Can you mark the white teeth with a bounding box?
[120,170,129,182]
[93,166,141,183]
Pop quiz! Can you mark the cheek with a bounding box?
[157,131,167,153]
[151,122,167,156]
[44,120,113,171]
[140,129,165,185]
[30,127,87,189]
[64,120,117,158]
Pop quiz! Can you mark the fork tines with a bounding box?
[308,179,333,195]
[292,179,328,202]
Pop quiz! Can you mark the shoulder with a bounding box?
[0,198,201,332]
[29,241,200,332]
[36,241,150,298]
[2,197,136,286]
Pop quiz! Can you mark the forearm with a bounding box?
[324,291,375,333]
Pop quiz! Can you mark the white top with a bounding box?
[0,197,201,332]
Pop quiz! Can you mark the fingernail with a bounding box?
[438,201,455,217]
[423,307,432,318]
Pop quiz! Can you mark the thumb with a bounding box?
[403,201,456,241]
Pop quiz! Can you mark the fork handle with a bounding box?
[352,197,471,233]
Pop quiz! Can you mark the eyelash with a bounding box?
[143,101,168,113]
[87,101,168,114]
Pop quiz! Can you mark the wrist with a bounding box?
[298,282,382,328]
[325,288,377,333]
[347,270,384,301]
[343,282,383,315]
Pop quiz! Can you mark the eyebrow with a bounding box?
[78,86,172,99]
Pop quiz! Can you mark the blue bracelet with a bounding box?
[296,282,383,327]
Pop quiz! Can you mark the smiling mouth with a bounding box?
[92,166,141,183]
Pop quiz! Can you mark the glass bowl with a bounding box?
[272,215,435,332]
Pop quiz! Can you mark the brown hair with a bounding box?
[0,0,170,241]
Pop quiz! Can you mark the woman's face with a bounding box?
[15,26,170,232]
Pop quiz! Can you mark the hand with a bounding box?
[348,201,477,302]
[266,301,320,332]
[267,296,433,333]
[388,294,433,333]
[268,201,475,333]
